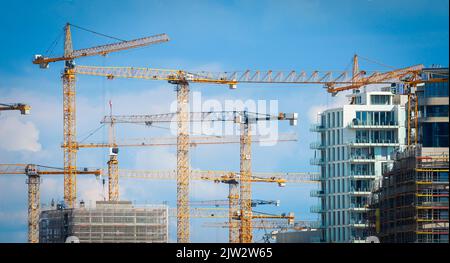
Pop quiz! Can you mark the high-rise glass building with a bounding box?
[310,88,407,242]
[417,68,449,154]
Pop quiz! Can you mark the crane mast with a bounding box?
[107,103,119,201]
[62,24,77,208]
[228,182,239,243]
[239,116,252,243]
[176,82,191,243]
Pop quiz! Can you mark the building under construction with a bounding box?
[369,146,449,243]
[39,201,168,243]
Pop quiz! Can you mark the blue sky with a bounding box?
[0,0,448,242]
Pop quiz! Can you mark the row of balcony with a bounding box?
[310,120,399,132]
[305,172,376,181]
[308,155,389,166]
[350,139,399,145]
[348,120,399,129]
[311,208,370,216]
[313,221,371,231]
[310,188,372,197]
[310,140,399,150]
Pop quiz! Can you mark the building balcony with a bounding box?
[348,120,399,129]
[310,124,325,132]
[310,158,325,166]
[310,205,325,213]
[348,188,371,196]
[310,141,326,149]
[348,204,370,212]
[349,155,376,163]
[309,173,323,181]
[310,190,325,197]
[349,220,370,228]
[348,139,399,146]
[348,173,376,180]
[350,238,368,243]
[312,175,326,181]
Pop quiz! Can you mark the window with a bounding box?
[332,112,335,127]
[356,130,369,143]
[351,163,374,176]
[424,82,449,98]
[355,111,395,125]
[426,105,449,117]
[422,122,449,147]
[336,111,341,127]
[371,95,390,105]
[327,113,331,128]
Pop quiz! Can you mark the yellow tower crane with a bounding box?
[32,23,169,208]
[101,110,298,243]
[0,103,31,115]
[0,164,101,243]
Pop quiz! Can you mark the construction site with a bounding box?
[0,1,448,244]
[368,146,449,243]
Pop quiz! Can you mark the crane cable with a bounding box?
[68,23,126,42]
[78,124,106,143]
[358,55,396,70]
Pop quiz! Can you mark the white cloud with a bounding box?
[307,92,350,122]
[134,148,177,170]
[190,181,227,200]
[77,177,104,204]
[0,117,41,152]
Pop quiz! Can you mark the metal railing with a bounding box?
[350,139,399,144]
[310,158,325,166]
[310,124,325,132]
[310,141,326,149]
[348,120,398,128]
[310,205,324,213]
[310,190,325,197]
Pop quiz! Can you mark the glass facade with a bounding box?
[355,130,396,143]
[311,91,406,243]
[422,122,449,147]
[424,81,449,98]
[425,105,449,117]
[354,111,396,125]
[370,95,390,105]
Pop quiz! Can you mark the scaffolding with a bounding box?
[39,201,168,243]
[369,146,449,243]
